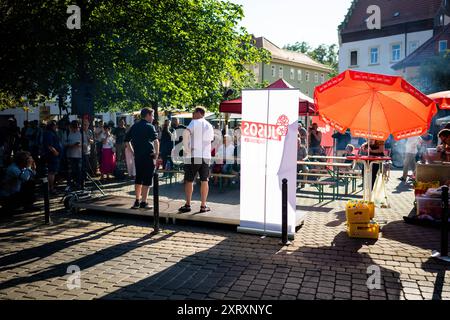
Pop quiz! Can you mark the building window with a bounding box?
[409,41,419,54]
[279,66,283,78]
[350,51,358,66]
[271,65,276,77]
[320,74,325,83]
[297,70,302,81]
[290,68,295,80]
[305,71,310,82]
[439,40,448,53]
[369,47,379,65]
[391,44,401,62]
[314,72,319,83]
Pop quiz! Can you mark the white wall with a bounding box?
[0,102,62,127]
[338,30,433,75]
[0,103,126,128]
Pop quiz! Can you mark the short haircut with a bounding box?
[14,151,31,167]
[346,144,355,152]
[141,107,154,119]
[438,128,450,138]
[70,120,79,128]
[194,106,206,116]
[47,120,57,130]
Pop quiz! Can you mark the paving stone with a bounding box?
[0,170,447,301]
[297,293,315,300]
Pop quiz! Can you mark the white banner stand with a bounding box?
[238,89,299,239]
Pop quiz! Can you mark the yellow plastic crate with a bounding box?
[347,222,379,239]
[345,201,374,223]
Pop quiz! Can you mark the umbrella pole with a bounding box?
[306,112,309,155]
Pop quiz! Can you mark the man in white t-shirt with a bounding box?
[179,106,214,213]
[400,136,420,181]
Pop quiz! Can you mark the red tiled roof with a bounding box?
[340,0,443,34]
[392,24,450,69]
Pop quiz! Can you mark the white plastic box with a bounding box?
[416,195,449,220]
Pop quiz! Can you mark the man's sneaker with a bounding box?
[178,204,191,213]
[131,200,140,209]
[139,202,153,210]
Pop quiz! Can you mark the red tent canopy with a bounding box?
[219,79,317,116]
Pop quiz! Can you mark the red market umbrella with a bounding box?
[428,90,450,110]
[219,79,317,116]
[314,70,437,141]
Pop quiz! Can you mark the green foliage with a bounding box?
[417,52,450,94]
[0,0,268,112]
[283,42,338,77]
[283,41,311,54]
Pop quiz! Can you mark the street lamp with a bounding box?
[221,79,234,135]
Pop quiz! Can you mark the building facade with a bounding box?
[392,24,450,90]
[252,37,332,98]
[338,0,447,75]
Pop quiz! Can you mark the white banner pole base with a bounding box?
[431,250,450,263]
[236,226,295,240]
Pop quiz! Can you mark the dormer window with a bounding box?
[393,12,400,17]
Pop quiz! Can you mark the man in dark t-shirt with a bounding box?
[332,129,351,156]
[125,108,160,209]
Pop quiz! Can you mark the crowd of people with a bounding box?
[1,109,448,213]
[0,108,243,213]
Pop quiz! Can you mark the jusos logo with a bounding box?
[242,115,290,142]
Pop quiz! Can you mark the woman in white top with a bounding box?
[100,125,116,179]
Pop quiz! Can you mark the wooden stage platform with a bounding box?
[72,195,305,229]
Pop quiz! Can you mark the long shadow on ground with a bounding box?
[0,229,175,291]
[101,231,402,300]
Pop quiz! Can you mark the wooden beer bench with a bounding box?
[210,173,239,192]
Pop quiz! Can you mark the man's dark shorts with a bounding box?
[134,154,155,186]
[184,158,210,182]
[47,156,60,174]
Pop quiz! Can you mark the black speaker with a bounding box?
[71,81,94,116]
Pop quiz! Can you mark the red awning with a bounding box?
[219,79,317,116]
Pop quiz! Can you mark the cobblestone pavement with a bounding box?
[0,169,449,300]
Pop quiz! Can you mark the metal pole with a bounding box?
[80,117,85,190]
[280,178,291,245]
[153,171,160,233]
[440,186,449,257]
[42,168,51,224]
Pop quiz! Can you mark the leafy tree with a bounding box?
[417,52,450,94]
[283,42,338,77]
[283,41,311,54]
[0,0,269,112]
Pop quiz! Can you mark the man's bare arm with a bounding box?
[153,139,160,158]
[182,129,191,157]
